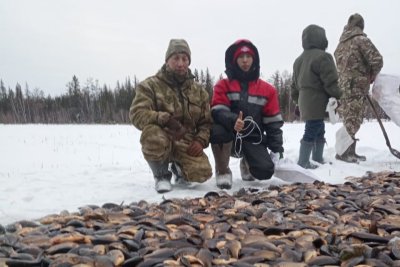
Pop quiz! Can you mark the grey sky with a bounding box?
[0,0,398,96]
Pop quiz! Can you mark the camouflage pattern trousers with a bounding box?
[139,124,212,183]
[338,95,366,139]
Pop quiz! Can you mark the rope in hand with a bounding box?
[234,115,263,157]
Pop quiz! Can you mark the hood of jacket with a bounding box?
[339,13,366,43]
[225,39,260,82]
[302,24,328,50]
[339,24,366,43]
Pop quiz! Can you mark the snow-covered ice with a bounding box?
[1,121,399,225]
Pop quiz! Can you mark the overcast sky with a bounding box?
[0,0,398,96]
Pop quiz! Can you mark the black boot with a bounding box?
[211,142,233,189]
[335,143,358,163]
[298,139,318,169]
[352,141,366,161]
[312,138,325,164]
[171,162,191,186]
[147,160,172,193]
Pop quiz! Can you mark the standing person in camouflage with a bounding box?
[129,39,212,193]
[291,24,342,169]
[334,13,383,163]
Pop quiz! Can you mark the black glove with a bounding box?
[270,151,284,163]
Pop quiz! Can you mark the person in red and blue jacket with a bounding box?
[210,39,284,189]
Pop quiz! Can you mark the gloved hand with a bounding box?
[294,105,300,118]
[187,140,203,157]
[164,116,186,141]
[157,112,171,126]
[270,151,283,164]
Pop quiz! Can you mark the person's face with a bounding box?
[236,53,253,72]
[166,53,190,76]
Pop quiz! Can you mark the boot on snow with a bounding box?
[147,160,172,193]
[155,179,172,193]
[335,142,358,163]
[240,157,255,181]
[171,162,191,186]
[211,142,233,189]
[352,141,366,161]
[312,138,326,164]
[298,139,318,169]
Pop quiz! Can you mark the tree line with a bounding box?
[0,69,214,124]
[0,69,388,124]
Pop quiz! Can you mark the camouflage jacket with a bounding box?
[129,65,211,148]
[334,25,383,97]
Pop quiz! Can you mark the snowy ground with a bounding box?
[1,121,399,225]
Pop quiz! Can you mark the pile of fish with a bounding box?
[1,171,400,266]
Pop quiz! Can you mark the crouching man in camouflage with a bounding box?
[129,39,212,193]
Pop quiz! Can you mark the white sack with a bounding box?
[335,126,353,156]
[326,97,340,125]
[372,73,400,127]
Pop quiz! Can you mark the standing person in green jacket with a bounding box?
[291,24,342,169]
[129,39,212,193]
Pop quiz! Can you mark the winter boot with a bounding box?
[298,139,318,169]
[240,157,255,181]
[352,141,366,161]
[211,142,233,189]
[335,142,358,163]
[147,160,172,193]
[312,139,325,164]
[171,162,191,186]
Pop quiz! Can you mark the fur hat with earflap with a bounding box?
[224,39,260,82]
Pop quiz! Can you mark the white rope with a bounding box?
[234,116,263,157]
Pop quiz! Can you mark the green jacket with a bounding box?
[291,24,342,121]
[129,65,211,147]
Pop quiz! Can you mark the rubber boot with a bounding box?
[171,162,191,186]
[298,139,318,169]
[211,142,233,189]
[240,157,255,181]
[147,160,172,193]
[335,142,358,163]
[352,141,366,161]
[312,139,325,164]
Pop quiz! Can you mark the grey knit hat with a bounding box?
[165,39,191,63]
